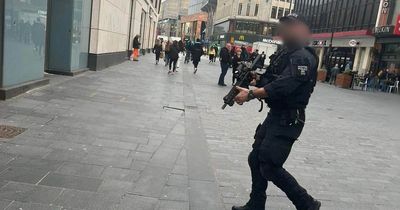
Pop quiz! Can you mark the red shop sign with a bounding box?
[394,15,400,36]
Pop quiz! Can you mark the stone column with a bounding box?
[353,47,362,72]
[318,48,324,70]
[360,47,372,75]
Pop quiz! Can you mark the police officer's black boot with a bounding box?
[306,199,321,210]
[232,204,250,210]
[232,199,265,210]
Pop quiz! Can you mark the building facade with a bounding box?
[158,0,189,37]
[0,0,161,100]
[373,0,400,74]
[212,0,292,46]
[180,0,208,41]
[295,0,380,75]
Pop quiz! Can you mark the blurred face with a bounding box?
[278,22,311,47]
[226,43,232,51]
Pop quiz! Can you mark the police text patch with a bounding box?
[298,66,308,76]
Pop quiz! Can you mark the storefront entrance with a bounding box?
[325,47,356,71]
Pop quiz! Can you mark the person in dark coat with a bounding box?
[153,40,162,65]
[168,41,180,74]
[241,45,249,61]
[232,49,242,85]
[218,43,232,86]
[178,40,185,54]
[164,41,171,66]
[191,39,203,74]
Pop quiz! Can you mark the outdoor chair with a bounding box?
[388,81,399,94]
[359,78,368,91]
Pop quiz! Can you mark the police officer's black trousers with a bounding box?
[247,112,314,210]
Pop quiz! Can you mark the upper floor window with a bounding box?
[277,7,284,18]
[254,4,259,16]
[238,3,243,15]
[271,6,277,19]
[246,3,251,16]
[284,9,290,16]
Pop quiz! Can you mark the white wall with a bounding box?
[90,0,160,54]
[90,0,131,54]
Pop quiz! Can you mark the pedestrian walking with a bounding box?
[164,41,171,67]
[232,49,242,85]
[168,41,179,74]
[209,47,216,63]
[153,40,162,65]
[212,45,219,62]
[231,14,321,210]
[191,39,203,74]
[330,64,340,85]
[218,43,232,86]
[241,45,249,61]
[132,35,141,61]
[184,40,192,64]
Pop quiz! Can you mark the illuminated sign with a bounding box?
[349,39,359,47]
[262,39,283,45]
[381,0,390,14]
[312,40,328,46]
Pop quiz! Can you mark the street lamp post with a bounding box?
[325,0,339,70]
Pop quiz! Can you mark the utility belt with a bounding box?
[269,108,305,126]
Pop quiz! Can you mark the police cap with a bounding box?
[279,13,308,26]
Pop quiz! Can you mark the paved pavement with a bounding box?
[0,55,399,210]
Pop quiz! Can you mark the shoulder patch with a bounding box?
[298,66,308,76]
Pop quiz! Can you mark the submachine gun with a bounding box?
[221,55,263,111]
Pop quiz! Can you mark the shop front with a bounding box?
[311,35,376,76]
[212,32,270,47]
[373,12,400,75]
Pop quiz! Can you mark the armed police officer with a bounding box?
[232,14,321,210]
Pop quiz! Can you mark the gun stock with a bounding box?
[221,55,262,110]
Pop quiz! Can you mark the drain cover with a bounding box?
[163,106,185,112]
[0,125,27,139]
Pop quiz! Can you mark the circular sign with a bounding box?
[349,39,358,47]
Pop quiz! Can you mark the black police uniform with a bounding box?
[233,45,319,210]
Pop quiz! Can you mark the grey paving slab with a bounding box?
[0,55,398,209]
[118,194,158,210]
[54,189,120,210]
[97,179,135,196]
[188,180,225,210]
[39,173,102,192]
[80,154,133,169]
[131,166,171,198]
[0,143,52,158]
[101,167,140,182]
[160,185,188,202]
[0,152,15,165]
[156,200,189,210]
[0,182,63,204]
[0,166,49,184]
[148,147,181,168]
[56,162,105,178]
[4,201,63,210]
[7,157,62,171]
[0,200,12,209]
[166,174,188,187]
